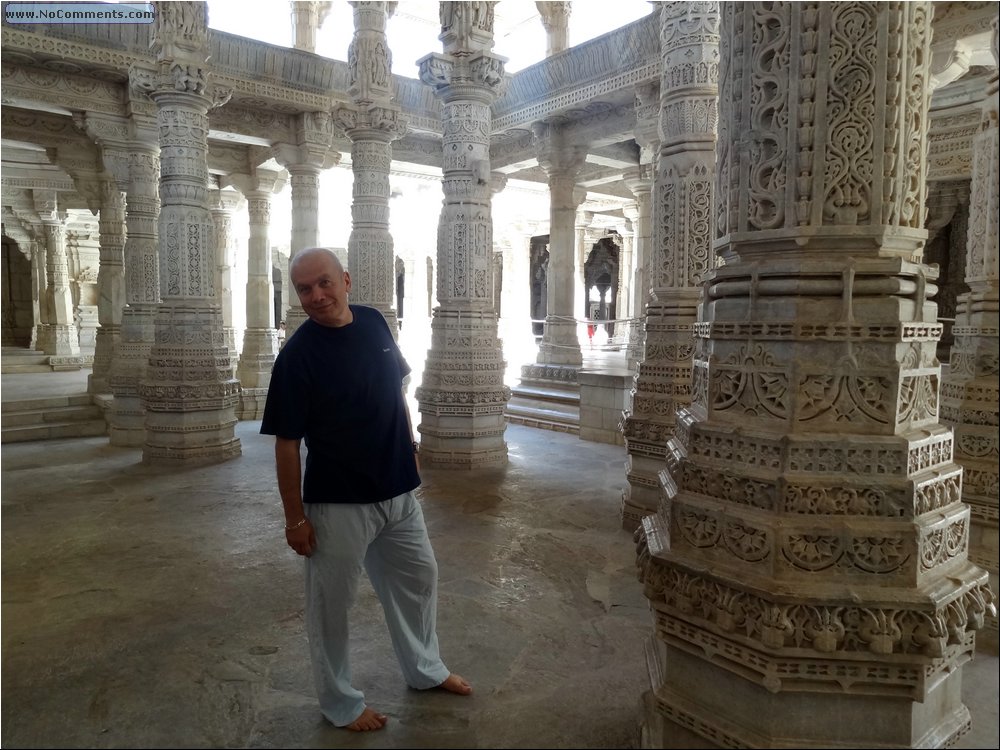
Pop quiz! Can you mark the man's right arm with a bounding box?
[275,436,315,556]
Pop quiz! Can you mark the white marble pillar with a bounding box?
[536,1,571,56]
[27,240,45,351]
[274,112,338,340]
[209,188,242,376]
[537,142,587,366]
[291,0,332,53]
[416,1,510,468]
[940,16,1000,651]
[34,193,80,357]
[89,177,126,394]
[334,1,407,336]
[109,122,160,447]
[637,4,994,747]
[621,3,719,530]
[137,2,241,464]
[231,170,286,420]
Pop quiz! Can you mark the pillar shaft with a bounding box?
[940,17,1000,649]
[209,189,241,375]
[637,3,994,747]
[622,2,720,529]
[335,1,407,335]
[537,153,587,366]
[89,179,126,393]
[138,2,240,464]
[109,134,160,446]
[38,208,80,357]
[415,2,510,468]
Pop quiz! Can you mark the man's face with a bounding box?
[291,252,353,328]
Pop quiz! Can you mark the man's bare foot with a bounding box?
[437,673,473,695]
[343,706,388,732]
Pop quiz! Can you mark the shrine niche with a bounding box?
[584,234,620,338]
[529,234,549,338]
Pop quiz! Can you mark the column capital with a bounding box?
[417,51,506,103]
[222,167,288,197]
[333,103,408,142]
[209,187,244,214]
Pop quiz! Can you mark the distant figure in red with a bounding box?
[587,323,596,347]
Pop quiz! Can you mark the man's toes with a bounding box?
[439,673,473,695]
[344,707,388,731]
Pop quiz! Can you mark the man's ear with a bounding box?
[344,271,352,292]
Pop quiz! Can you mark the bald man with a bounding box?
[261,248,471,732]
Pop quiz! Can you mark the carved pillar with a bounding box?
[334,1,408,336]
[636,4,995,747]
[34,193,80,358]
[228,169,286,420]
[274,112,339,340]
[109,118,160,447]
[137,2,241,464]
[621,3,719,530]
[940,17,1000,651]
[574,208,591,335]
[26,240,46,351]
[537,140,587,366]
[291,0,332,53]
[89,177,126,393]
[416,1,511,468]
[536,1,571,57]
[624,168,654,366]
[209,188,242,374]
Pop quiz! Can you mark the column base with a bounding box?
[236,387,269,421]
[641,642,972,749]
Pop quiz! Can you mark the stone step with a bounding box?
[1,349,51,373]
[2,403,104,427]
[1,419,108,443]
[1,363,53,374]
[2,394,93,413]
[508,384,580,406]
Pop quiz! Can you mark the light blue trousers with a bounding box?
[304,492,450,727]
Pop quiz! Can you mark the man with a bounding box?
[260,247,471,732]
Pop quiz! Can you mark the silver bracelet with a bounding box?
[284,517,307,531]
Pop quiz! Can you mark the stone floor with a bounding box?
[1,371,998,749]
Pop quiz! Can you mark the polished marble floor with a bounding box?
[1,370,997,749]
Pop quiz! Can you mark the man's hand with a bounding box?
[285,519,316,557]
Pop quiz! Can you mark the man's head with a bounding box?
[290,247,353,328]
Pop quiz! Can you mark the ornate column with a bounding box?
[209,188,242,374]
[621,3,719,529]
[636,4,995,747]
[291,0,332,53]
[108,114,161,447]
[624,167,654,364]
[536,1,571,57]
[88,177,126,393]
[416,1,510,468]
[76,114,131,395]
[137,2,241,464]
[940,16,1000,651]
[574,208,591,337]
[27,239,46,351]
[34,192,80,357]
[537,137,587,366]
[228,167,287,419]
[334,1,408,335]
[274,112,339,340]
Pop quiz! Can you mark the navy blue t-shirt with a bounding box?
[260,305,420,504]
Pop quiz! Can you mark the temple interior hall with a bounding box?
[2,2,999,748]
